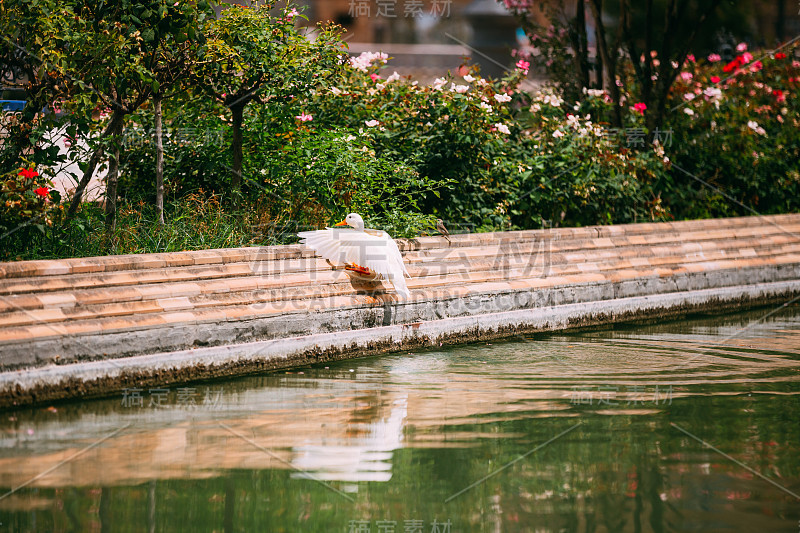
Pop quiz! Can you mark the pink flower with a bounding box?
[515,59,530,73]
[369,73,381,82]
[632,102,647,115]
[707,53,721,62]
[749,60,763,73]
[740,52,753,64]
[295,113,313,122]
[710,76,720,83]
[736,42,747,52]
[686,54,695,62]
[287,8,299,18]
[680,72,693,81]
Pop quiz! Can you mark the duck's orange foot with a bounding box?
[345,263,372,275]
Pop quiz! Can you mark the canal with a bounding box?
[1,306,799,532]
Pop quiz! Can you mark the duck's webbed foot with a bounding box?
[345,263,372,275]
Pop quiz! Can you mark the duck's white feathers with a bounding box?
[298,227,411,297]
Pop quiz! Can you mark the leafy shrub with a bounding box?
[307,53,670,230]
[660,45,800,218]
[0,164,61,235]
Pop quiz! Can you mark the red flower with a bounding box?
[632,102,647,115]
[34,187,49,197]
[18,168,38,179]
[722,57,741,73]
[710,76,720,83]
[773,89,785,103]
[775,52,786,60]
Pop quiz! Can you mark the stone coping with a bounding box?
[0,213,799,408]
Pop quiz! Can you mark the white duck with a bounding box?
[298,213,412,298]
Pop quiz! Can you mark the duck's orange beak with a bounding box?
[334,220,348,227]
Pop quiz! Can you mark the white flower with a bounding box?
[345,134,356,142]
[432,77,447,90]
[552,130,565,138]
[479,102,492,112]
[539,94,562,107]
[531,103,541,112]
[747,120,766,136]
[477,79,488,86]
[704,87,721,99]
[494,123,510,134]
[684,93,695,101]
[586,88,605,98]
[365,119,380,127]
[375,83,386,90]
[331,87,342,96]
[683,108,694,115]
[386,71,401,83]
[494,93,512,103]
[348,51,388,72]
[451,83,469,93]
[463,74,475,83]
[566,114,580,128]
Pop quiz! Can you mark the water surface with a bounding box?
[1,306,799,532]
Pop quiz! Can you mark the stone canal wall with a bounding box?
[1,213,799,407]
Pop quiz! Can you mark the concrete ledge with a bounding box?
[1,279,796,409]
[2,214,800,408]
[3,262,799,372]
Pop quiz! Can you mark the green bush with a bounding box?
[660,46,800,218]
[0,164,61,236]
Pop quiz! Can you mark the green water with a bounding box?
[1,306,799,532]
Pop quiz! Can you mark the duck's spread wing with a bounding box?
[298,228,409,280]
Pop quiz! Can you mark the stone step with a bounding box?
[1,245,798,340]
[2,219,798,298]
[2,230,797,320]
[1,213,797,281]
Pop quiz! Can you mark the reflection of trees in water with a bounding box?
[1,306,799,530]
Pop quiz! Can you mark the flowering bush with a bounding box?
[305,53,669,229]
[660,43,800,218]
[0,165,61,235]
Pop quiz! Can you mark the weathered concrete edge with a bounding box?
[1,279,797,409]
[5,262,800,370]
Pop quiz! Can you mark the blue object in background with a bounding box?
[0,100,26,111]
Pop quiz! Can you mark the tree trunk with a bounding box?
[575,0,590,90]
[589,0,622,127]
[776,0,785,42]
[66,111,126,219]
[154,93,165,225]
[230,104,244,192]
[104,119,124,233]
